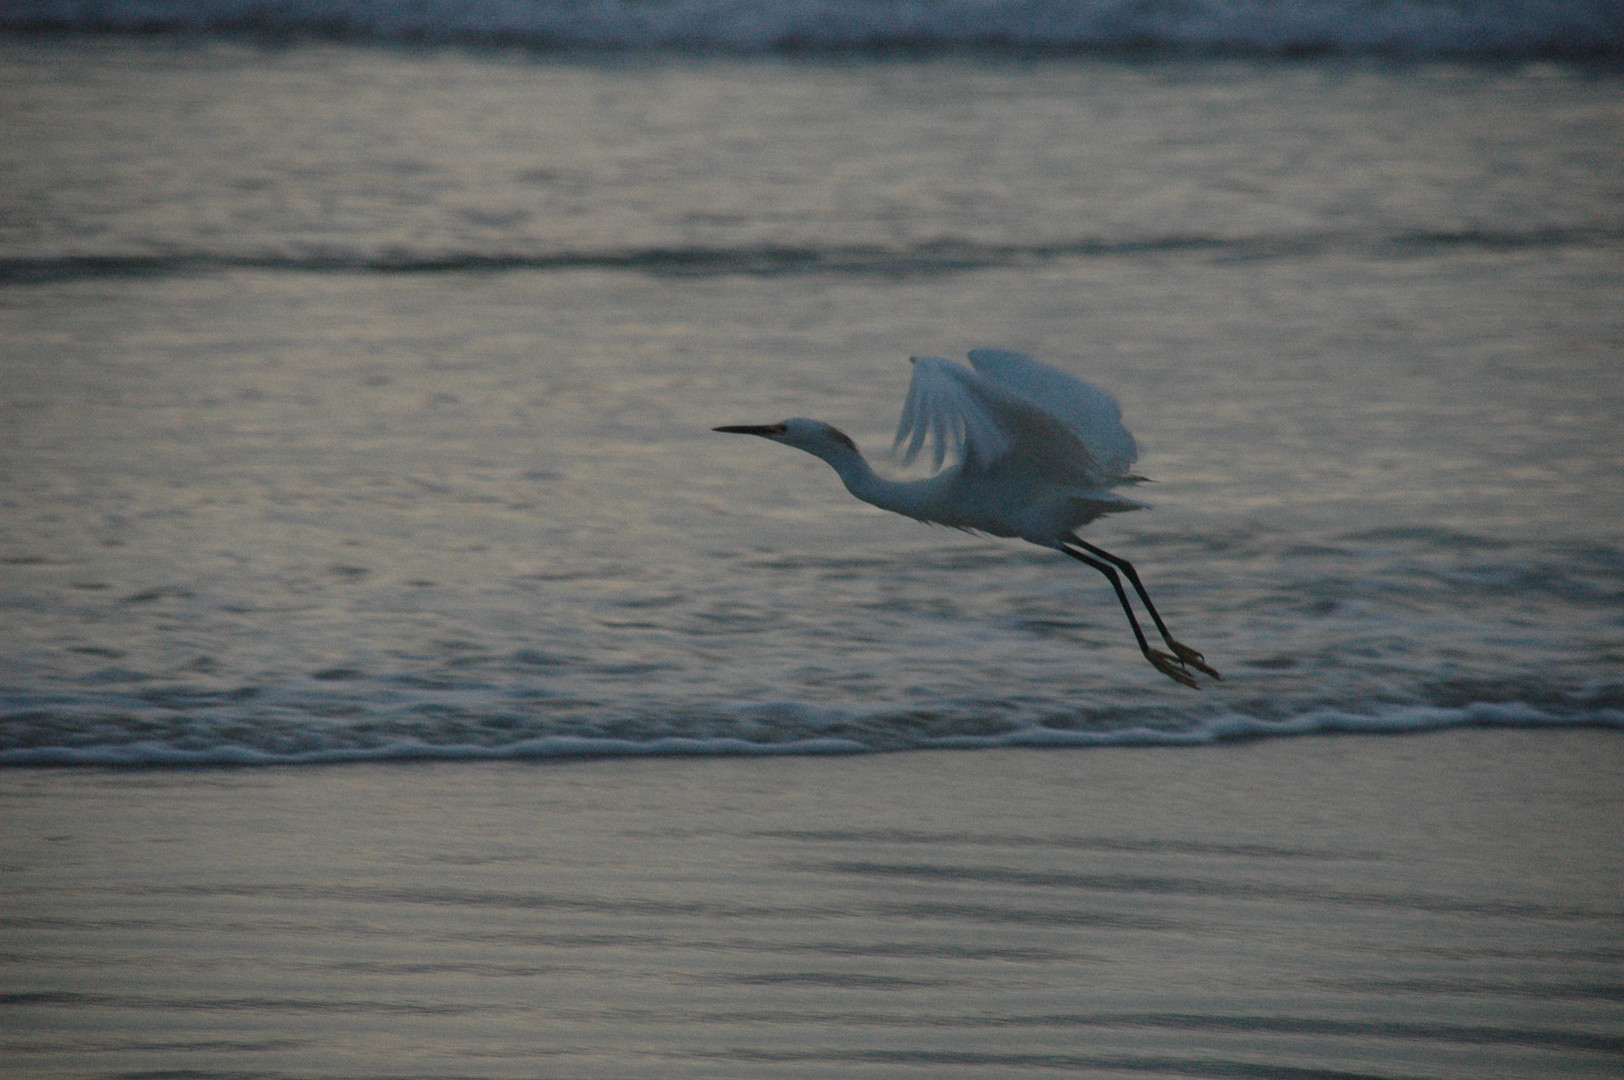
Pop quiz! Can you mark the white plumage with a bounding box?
[896,348,1138,478]
[716,348,1218,688]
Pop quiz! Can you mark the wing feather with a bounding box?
[966,347,1138,474]
[895,355,1012,470]
[893,354,1113,487]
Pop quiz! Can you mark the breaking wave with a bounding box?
[3,227,1618,286]
[3,682,1620,767]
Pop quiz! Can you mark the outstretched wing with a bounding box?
[894,356,1012,470]
[893,355,1112,486]
[966,348,1138,475]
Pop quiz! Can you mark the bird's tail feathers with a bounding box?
[1064,490,1148,528]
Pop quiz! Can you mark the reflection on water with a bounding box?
[4,735,1622,1078]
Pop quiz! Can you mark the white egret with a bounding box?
[715,348,1220,688]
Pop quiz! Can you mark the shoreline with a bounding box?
[5,713,1620,769]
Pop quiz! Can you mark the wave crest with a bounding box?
[3,685,1619,767]
[5,1,1622,58]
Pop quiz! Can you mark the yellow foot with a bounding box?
[1145,649,1200,689]
[1169,641,1222,680]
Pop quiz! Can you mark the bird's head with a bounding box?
[713,418,859,458]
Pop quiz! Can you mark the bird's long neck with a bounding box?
[804,438,930,520]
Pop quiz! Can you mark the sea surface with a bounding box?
[2,5,1623,767]
[2,8,1623,1080]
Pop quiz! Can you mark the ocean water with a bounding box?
[2,9,1623,766]
[3,13,1624,1080]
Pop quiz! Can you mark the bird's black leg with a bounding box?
[1066,540,1220,681]
[1060,545,1200,689]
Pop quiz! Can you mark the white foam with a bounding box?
[3,703,1616,767]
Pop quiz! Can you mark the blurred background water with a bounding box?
[1,3,1622,762]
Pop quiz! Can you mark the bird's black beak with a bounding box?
[713,424,785,437]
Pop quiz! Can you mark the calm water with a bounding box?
[4,732,1623,1080]
[1,35,1622,765]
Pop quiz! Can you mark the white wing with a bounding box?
[893,355,1113,486]
[894,356,1011,470]
[966,348,1138,475]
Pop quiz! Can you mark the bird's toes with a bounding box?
[1169,641,1222,680]
[1145,650,1201,690]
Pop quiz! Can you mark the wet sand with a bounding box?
[3,728,1622,1079]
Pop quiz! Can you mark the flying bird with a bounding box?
[715,348,1219,688]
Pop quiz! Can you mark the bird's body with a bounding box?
[784,422,1132,540]
[716,348,1219,687]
